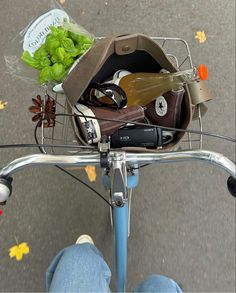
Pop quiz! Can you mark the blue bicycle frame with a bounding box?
[114,204,128,292]
[104,168,139,292]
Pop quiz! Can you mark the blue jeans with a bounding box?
[46,243,182,292]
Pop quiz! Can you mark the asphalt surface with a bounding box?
[0,0,235,292]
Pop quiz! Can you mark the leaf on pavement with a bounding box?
[9,242,30,261]
[85,165,97,182]
[0,100,8,110]
[195,31,207,43]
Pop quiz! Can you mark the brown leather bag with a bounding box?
[62,33,212,151]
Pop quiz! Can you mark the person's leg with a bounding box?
[133,274,182,293]
[46,243,111,292]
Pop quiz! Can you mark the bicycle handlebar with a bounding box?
[0,150,235,178]
[0,150,235,204]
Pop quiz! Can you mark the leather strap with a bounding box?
[187,80,213,105]
[187,80,213,118]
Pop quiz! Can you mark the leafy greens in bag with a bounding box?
[21,24,94,84]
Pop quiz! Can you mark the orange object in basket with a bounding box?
[198,64,208,80]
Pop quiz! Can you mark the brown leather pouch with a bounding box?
[63,34,212,151]
[91,105,144,136]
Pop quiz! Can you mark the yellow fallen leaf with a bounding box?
[85,165,97,182]
[0,100,8,110]
[195,31,207,43]
[59,0,66,4]
[9,242,30,261]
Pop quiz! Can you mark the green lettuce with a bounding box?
[21,51,42,70]
[45,35,60,55]
[34,45,48,60]
[61,37,76,52]
[51,63,65,81]
[21,23,94,84]
[62,55,75,68]
[39,56,51,68]
[50,26,68,40]
[39,66,52,84]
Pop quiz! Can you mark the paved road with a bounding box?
[0,0,235,292]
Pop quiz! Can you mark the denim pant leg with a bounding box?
[133,274,182,293]
[46,243,111,292]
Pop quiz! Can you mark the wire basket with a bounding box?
[35,36,204,155]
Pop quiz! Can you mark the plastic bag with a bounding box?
[4,0,94,87]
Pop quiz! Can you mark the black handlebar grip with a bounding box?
[227,176,236,198]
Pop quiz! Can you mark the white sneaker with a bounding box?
[76,234,94,245]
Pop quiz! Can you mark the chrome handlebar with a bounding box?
[0,150,235,179]
[0,149,235,205]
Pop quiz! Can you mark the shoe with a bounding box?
[76,234,94,245]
